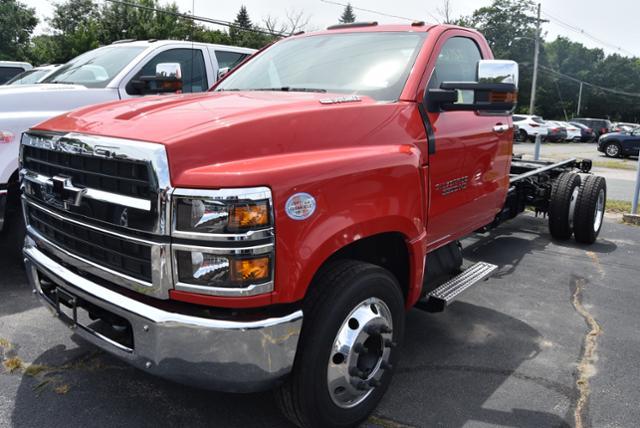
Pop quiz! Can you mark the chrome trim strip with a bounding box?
[174,281,274,297]
[24,197,158,246]
[172,228,275,242]
[172,187,272,200]
[171,242,274,256]
[22,170,151,211]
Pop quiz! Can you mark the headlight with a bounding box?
[173,187,272,236]
[171,187,275,297]
[175,251,271,287]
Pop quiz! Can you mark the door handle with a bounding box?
[493,124,511,133]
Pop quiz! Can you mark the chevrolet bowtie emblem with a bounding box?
[46,175,86,208]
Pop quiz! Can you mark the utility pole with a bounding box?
[529,3,541,115]
[576,82,583,116]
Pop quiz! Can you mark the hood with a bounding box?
[35,91,413,186]
[0,84,118,113]
[35,91,379,143]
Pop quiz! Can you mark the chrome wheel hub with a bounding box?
[594,189,605,232]
[327,297,394,409]
[606,144,619,156]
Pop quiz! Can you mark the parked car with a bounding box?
[611,122,639,133]
[4,64,61,85]
[546,121,574,142]
[543,121,568,142]
[557,121,582,142]
[569,122,596,142]
[20,22,607,428]
[571,117,612,139]
[598,128,640,157]
[513,114,548,141]
[0,61,32,85]
[0,40,254,235]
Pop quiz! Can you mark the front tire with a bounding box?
[549,173,582,240]
[276,260,405,428]
[574,175,606,244]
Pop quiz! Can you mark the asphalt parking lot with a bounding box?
[1,213,639,428]
[513,141,639,202]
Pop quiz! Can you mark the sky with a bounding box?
[22,0,640,58]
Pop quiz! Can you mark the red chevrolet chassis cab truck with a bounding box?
[20,23,606,427]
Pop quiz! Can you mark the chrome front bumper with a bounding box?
[24,240,303,393]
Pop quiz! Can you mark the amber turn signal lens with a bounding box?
[229,203,269,229]
[489,91,517,103]
[232,257,270,282]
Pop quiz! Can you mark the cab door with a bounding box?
[423,33,512,250]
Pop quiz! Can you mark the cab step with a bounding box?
[415,262,498,313]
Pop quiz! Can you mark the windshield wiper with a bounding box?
[220,87,327,93]
[48,80,76,85]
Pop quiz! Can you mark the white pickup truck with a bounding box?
[0,40,254,233]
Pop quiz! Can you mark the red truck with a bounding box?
[20,23,606,428]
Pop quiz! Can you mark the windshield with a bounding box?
[216,32,427,102]
[6,69,46,85]
[42,46,145,88]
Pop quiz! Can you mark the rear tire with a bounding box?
[275,260,405,428]
[548,173,582,240]
[573,175,606,245]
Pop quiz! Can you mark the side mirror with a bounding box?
[426,59,518,113]
[217,67,230,80]
[136,62,183,95]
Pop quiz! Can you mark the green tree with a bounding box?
[99,0,193,44]
[339,3,356,24]
[0,0,38,61]
[46,0,101,62]
[229,5,274,49]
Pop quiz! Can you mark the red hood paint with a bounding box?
[35,91,362,143]
[34,91,421,187]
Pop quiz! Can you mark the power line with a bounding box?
[319,0,438,23]
[521,62,640,98]
[102,0,286,37]
[541,10,638,57]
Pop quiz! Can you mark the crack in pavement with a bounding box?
[571,276,602,428]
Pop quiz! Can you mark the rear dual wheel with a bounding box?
[548,173,606,244]
[276,260,405,428]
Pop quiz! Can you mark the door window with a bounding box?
[127,48,208,95]
[215,51,249,70]
[0,67,25,84]
[429,37,482,104]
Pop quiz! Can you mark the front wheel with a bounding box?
[276,260,405,428]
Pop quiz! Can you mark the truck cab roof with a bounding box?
[107,39,255,55]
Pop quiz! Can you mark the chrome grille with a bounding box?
[21,131,173,298]
[27,203,152,282]
[22,145,152,199]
